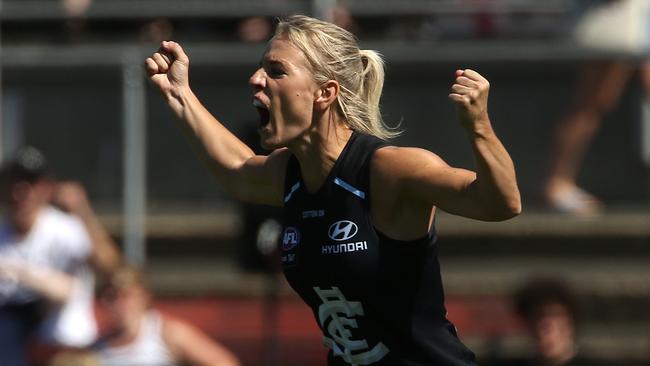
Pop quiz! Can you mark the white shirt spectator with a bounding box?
[0,206,97,347]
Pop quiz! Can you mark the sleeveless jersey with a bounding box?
[281,132,477,366]
[95,311,176,366]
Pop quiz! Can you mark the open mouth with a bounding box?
[253,99,270,128]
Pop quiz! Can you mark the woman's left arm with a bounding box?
[375,69,520,222]
[446,68,521,220]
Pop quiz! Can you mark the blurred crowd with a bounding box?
[0,147,241,366]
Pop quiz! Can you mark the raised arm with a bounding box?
[373,69,520,222]
[52,182,121,275]
[446,68,521,219]
[145,41,286,206]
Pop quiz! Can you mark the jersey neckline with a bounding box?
[295,131,359,196]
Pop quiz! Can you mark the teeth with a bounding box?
[253,99,267,109]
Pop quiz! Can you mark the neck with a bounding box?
[112,311,146,346]
[289,119,353,193]
[11,206,43,237]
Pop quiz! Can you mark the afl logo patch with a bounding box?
[282,227,300,251]
[328,220,358,241]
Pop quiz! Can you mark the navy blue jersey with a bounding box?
[281,132,477,366]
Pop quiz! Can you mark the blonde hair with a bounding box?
[275,15,400,140]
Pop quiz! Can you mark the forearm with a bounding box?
[173,88,256,189]
[12,264,73,304]
[467,120,521,219]
[77,206,122,275]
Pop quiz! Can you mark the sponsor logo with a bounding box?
[282,227,300,251]
[328,220,358,241]
[322,241,368,255]
[314,286,390,364]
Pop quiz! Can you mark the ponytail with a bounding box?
[358,50,400,140]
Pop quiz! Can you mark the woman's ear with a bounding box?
[314,80,340,111]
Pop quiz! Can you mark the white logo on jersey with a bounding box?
[314,286,389,365]
[282,227,300,251]
[328,220,358,241]
[322,241,367,255]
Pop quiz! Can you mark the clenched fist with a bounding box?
[448,69,491,131]
[145,41,192,116]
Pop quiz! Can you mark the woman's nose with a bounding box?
[249,68,266,90]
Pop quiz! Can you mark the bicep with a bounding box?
[410,162,484,218]
[378,148,486,219]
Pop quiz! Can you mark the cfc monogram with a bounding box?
[314,286,389,365]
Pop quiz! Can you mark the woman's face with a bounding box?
[249,35,320,150]
[531,302,576,362]
[101,285,149,329]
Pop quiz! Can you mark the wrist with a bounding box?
[168,85,195,119]
[463,117,494,139]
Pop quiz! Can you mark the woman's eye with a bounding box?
[268,68,285,77]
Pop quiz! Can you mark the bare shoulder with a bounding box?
[162,313,241,366]
[370,146,449,182]
[160,314,190,351]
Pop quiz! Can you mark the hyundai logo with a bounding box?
[328,220,358,241]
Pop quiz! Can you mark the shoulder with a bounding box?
[160,313,199,350]
[370,146,448,183]
[161,312,240,366]
[40,206,86,235]
[38,206,91,254]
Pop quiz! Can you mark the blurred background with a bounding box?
[1,0,649,365]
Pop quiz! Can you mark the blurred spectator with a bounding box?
[0,146,121,366]
[140,18,175,44]
[544,0,650,215]
[329,4,359,33]
[93,265,241,366]
[62,0,92,17]
[62,0,93,41]
[488,277,611,366]
[236,3,358,44]
[237,17,273,43]
[49,350,100,366]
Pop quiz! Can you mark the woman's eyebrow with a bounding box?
[261,56,288,68]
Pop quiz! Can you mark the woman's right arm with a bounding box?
[145,41,286,206]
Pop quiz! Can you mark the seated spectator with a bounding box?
[489,278,613,366]
[94,265,241,366]
[0,146,121,366]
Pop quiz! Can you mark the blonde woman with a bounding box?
[146,15,520,366]
[94,266,240,366]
